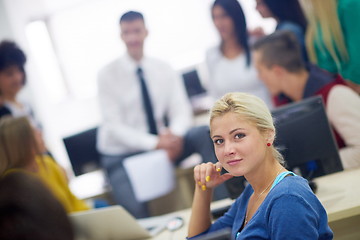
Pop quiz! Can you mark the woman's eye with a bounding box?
[234,133,245,139]
[213,139,224,145]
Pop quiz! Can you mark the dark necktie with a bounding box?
[136,67,158,135]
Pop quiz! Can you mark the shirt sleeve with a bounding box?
[326,85,360,169]
[267,195,321,240]
[204,47,221,100]
[187,200,238,239]
[338,0,360,84]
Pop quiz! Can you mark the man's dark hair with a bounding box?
[252,31,305,72]
[119,11,144,24]
[0,40,26,84]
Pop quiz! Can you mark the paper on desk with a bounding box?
[123,150,175,202]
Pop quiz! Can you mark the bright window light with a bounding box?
[25,20,68,103]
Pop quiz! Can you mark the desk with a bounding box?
[314,167,360,240]
[153,198,233,240]
[153,168,360,240]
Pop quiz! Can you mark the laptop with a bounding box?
[69,205,168,240]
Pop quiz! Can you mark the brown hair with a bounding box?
[0,116,39,175]
[252,30,305,72]
[0,171,74,240]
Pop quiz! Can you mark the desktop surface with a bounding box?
[313,167,360,222]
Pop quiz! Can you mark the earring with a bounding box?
[267,143,271,147]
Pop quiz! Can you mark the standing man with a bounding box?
[97,11,227,218]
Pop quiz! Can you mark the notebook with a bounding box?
[69,205,167,240]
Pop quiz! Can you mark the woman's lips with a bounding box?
[227,159,242,166]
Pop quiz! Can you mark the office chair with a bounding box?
[63,127,100,176]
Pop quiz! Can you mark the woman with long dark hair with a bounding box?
[206,0,273,108]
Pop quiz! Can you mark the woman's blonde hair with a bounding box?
[0,116,39,175]
[210,92,284,165]
[301,0,348,69]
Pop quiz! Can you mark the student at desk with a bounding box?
[0,116,89,213]
[187,92,333,239]
[252,31,360,169]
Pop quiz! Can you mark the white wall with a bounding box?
[0,0,13,39]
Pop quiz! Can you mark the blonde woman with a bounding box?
[0,116,89,213]
[187,92,332,239]
[301,0,360,93]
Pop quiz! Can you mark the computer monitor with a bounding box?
[182,69,212,114]
[271,95,343,179]
[182,69,206,98]
[63,127,100,176]
[223,96,343,199]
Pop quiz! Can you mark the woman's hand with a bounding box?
[194,162,233,191]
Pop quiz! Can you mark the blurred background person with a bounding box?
[0,40,37,123]
[0,39,71,182]
[300,0,360,94]
[205,0,273,108]
[0,116,90,213]
[254,0,308,61]
[97,10,227,219]
[0,171,74,240]
[252,31,360,169]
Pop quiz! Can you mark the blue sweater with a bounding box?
[194,176,333,240]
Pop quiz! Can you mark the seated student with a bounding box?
[0,40,68,178]
[0,116,90,213]
[252,31,360,169]
[0,171,74,240]
[187,92,332,239]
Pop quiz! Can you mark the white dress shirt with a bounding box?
[97,53,193,155]
[327,85,360,169]
[206,46,273,108]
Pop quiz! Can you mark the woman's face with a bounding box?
[210,112,269,177]
[255,0,273,18]
[0,65,24,97]
[212,5,236,41]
